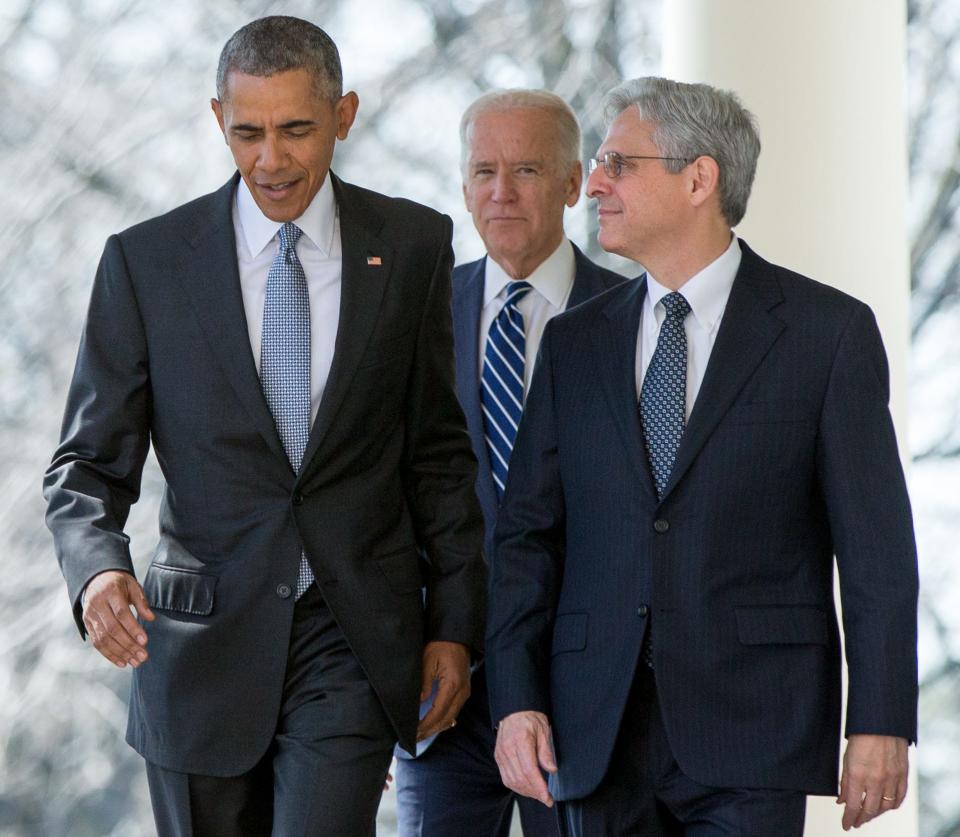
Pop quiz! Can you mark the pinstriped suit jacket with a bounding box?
[486,239,918,800]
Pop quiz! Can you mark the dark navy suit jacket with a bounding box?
[486,240,919,800]
[452,244,627,564]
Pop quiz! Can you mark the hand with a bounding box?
[494,710,557,807]
[383,770,393,792]
[81,570,155,668]
[416,641,471,741]
[837,734,909,830]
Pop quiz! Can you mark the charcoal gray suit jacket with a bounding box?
[44,172,486,776]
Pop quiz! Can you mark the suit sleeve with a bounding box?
[816,302,919,742]
[401,214,487,654]
[43,234,152,636]
[485,321,566,725]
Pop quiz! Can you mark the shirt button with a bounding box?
[292,493,304,506]
[653,519,670,534]
[637,604,649,617]
[276,584,292,599]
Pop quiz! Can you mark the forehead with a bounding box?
[600,107,658,152]
[466,107,560,160]
[222,69,325,117]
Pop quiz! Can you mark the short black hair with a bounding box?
[216,16,342,102]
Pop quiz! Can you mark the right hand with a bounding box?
[81,570,155,668]
[493,710,558,807]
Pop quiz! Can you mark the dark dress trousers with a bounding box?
[395,247,626,836]
[44,173,486,824]
[486,240,918,814]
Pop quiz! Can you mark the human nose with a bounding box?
[257,133,286,171]
[586,163,611,199]
[491,171,516,202]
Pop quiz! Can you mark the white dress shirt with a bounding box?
[233,175,342,423]
[479,238,576,399]
[635,235,741,418]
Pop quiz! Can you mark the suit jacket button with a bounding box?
[277,584,292,599]
[653,519,670,533]
[292,493,304,506]
[637,604,649,617]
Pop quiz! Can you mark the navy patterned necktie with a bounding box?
[481,280,533,501]
[640,291,691,499]
[260,222,314,598]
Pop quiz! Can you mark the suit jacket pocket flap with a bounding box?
[144,565,216,616]
[735,605,828,645]
[551,612,588,655]
[376,547,423,593]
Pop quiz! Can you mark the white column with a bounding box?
[661,2,916,836]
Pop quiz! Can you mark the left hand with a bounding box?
[416,640,471,741]
[837,734,909,830]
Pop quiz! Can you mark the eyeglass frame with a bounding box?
[588,150,695,179]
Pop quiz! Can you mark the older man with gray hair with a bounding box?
[394,89,626,836]
[486,76,918,836]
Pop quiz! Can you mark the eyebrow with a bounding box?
[230,120,318,132]
[470,158,545,168]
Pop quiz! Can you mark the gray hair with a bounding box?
[460,89,582,176]
[604,77,760,227]
[216,16,343,102]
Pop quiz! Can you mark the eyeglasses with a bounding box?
[588,151,694,179]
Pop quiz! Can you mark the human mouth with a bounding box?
[256,179,301,199]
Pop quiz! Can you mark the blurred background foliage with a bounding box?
[0,0,956,835]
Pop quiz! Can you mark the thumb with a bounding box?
[420,658,435,701]
[537,724,558,774]
[836,769,848,803]
[128,578,155,622]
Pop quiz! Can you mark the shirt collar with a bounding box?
[236,173,338,258]
[645,234,741,331]
[483,238,575,308]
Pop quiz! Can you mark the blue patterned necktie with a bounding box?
[260,222,314,598]
[481,280,532,501]
[639,291,690,668]
[640,291,691,499]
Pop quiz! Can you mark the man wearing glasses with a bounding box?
[486,77,918,835]
[395,89,625,837]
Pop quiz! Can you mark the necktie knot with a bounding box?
[505,280,533,306]
[661,291,690,321]
[278,222,303,256]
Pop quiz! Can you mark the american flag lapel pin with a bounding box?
[367,255,382,266]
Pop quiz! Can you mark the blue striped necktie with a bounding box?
[260,222,315,598]
[481,281,532,501]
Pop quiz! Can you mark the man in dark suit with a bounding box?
[43,16,485,836]
[394,90,625,837]
[486,77,918,836]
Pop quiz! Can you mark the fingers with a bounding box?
[416,641,471,741]
[536,727,558,774]
[494,712,555,807]
[82,571,151,668]
[416,670,468,740]
[838,735,910,830]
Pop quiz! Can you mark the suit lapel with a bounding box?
[597,279,657,500]
[176,174,290,467]
[453,258,498,513]
[300,176,393,471]
[660,242,785,500]
[568,244,608,307]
